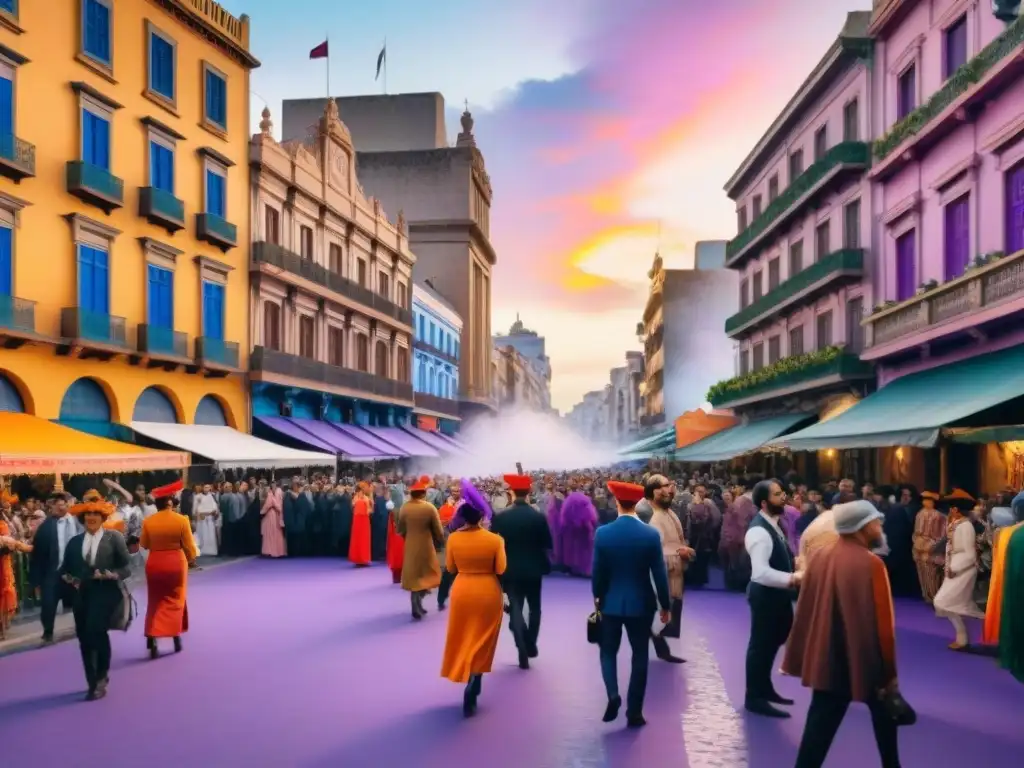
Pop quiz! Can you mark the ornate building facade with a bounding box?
[492,342,549,412]
[247,101,415,426]
[412,280,461,434]
[492,315,552,412]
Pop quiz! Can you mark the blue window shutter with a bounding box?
[0,76,12,141]
[96,115,109,170]
[150,34,173,98]
[0,226,12,296]
[205,70,226,127]
[150,142,173,192]
[147,265,173,328]
[206,170,224,216]
[93,248,109,314]
[85,0,111,63]
[202,281,224,339]
[77,245,108,314]
[82,110,93,165]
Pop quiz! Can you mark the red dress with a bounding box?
[386,509,405,583]
[349,497,372,566]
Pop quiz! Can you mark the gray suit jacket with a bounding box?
[59,529,131,583]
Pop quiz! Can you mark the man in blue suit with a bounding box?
[592,480,672,728]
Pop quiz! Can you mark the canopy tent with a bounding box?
[673,413,815,463]
[673,409,738,450]
[771,345,1024,452]
[255,417,398,460]
[946,426,1024,444]
[400,426,466,455]
[0,413,189,475]
[617,427,675,457]
[129,422,335,470]
[362,426,439,458]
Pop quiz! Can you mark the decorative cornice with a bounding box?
[141,116,187,141]
[197,145,235,168]
[71,81,123,110]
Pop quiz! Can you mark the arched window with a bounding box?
[375,340,389,378]
[133,387,178,423]
[59,378,111,421]
[397,347,409,382]
[194,395,228,426]
[0,374,24,413]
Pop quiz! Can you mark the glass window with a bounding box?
[897,65,916,120]
[149,31,175,100]
[944,16,968,78]
[0,1,18,16]
[149,141,174,193]
[204,66,227,130]
[843,99,859,142]
[82,108,110,170]
[814,125,828,162]
[82,0,111,65]
[843,200,861,249]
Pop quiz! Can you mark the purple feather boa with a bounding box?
[449,478,492,531]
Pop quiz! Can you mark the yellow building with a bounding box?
[0,0,258,434]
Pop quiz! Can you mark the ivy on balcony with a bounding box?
[707,345,871,406]
[725,248,864,335]
[726,142,870,262]
[874,15,1024,160]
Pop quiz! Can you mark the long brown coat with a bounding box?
[398,499,443,592]
[782,537,897,702]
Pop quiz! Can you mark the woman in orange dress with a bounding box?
[1,493,32,631]
[349,482,372,566]
[140,480,197,658]
[440,498,507,717]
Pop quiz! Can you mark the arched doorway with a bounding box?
[0,373,24,413]
[60,378,111,421]
[133,386,178,423]
[195,395,228,426]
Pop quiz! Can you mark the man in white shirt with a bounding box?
[744,479,803,718]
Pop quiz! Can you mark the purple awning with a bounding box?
[331,424,411,458]
[364,426,439,458]
[401,426,465,455]
[432,431,467,450]
[255,416,340,454]
[286,417,396,460]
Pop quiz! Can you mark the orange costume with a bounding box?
[983,521,1024,645]
[349,484,372,566]
[1,492,32,627]
[140,481,197,645]
[440,526,507,683]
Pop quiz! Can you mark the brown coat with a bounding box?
[398,499,443,592]
[782,537,897,702]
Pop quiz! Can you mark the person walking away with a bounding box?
[644,474,691,664]
[559,491,599,577]
[783,500,911,767]
[744,479,802,718]
[933,489,985,650]
[489,474,552,669]
[389,479,418,584]
[398,477,444,619]
[440,496,507,717]
[436,481,461,610]
[592,481,672,728]
[140,481,197,658]
[29,492,81,643]
[61,490,132,701]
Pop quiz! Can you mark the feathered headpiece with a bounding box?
[0,489,19,506]
[560,492,597,530]
[70,489,115,518]
[459,477,492,521]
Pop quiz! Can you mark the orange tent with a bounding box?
[674,409,737,450]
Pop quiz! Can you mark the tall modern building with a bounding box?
[0,0,257,434]
[412,280,462,434]
[492,315,552,411]
[281,93,497,420]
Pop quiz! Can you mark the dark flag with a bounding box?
[375,44,387,80]
[310,40,328,59]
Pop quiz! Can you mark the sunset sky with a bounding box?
[233,0,871,412]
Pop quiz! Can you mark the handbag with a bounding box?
[111,580,138,632]
[587,609,603,644]
[879,688,917,727]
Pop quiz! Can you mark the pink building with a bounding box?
[714,11,875,419]
[862,1,1024,380]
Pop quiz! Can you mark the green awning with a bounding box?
[617,427,675,456]
[772,345,1024,452]
[673,413,814,462]
[947,426,1024,444]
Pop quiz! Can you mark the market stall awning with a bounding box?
[617,427,675,456]
[255,417,396,460]
[130,421,335,470]
[433,431,467,450]
[946,426,1024,444]
[674,409,738,450]
[0,413,189,475]
[674,413,815,463]
[332,424,411,458]
[363,426,440,458]
[401,426,466,455]
[770,345,1024,452]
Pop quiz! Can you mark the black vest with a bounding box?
[746,513,794,606]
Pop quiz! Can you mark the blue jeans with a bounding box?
[599,614,653,716]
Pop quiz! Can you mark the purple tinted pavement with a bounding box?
[0,559,1019,767]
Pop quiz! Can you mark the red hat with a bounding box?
[503,474,532,492]
[152,479,184,500]
[607,481,644,504]
[409,478,430,492]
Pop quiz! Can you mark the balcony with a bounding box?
[0,295,39,347]
[414,339,458,366]
[66,161,124,213]
[0,134,35,182]
[196,213,237,251]
[139,187,185,233]
[707,347,872,407]
[726,142,870,266]
[195,336,240,372]
[871,15,1024,181]
[726,249,865,338]
[863,247,1024,356]
[137,324,190,363]
[414,392,461,418]
[252,241,413,327]
[60,308,128,355]
[251,346,414,402]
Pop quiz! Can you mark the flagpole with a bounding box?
[326,34,330,98]
[383,38,388,95]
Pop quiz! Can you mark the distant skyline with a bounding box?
[231,0,872,411]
